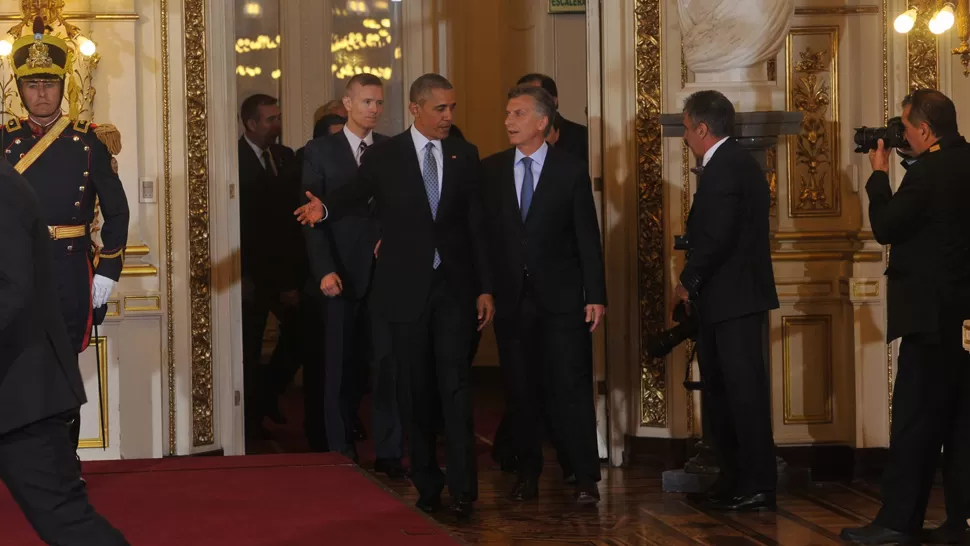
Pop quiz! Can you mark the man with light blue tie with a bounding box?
[482,85,607,505]
[295,73,495,520]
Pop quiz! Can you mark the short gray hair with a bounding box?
[508,84,557,137]
[409,73,453,104]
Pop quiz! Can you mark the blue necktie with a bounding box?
[520,156,534,222]
[422,142,441,269]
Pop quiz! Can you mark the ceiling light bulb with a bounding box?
[78,36,96,56]
[894,8,917,33]
[0,38,12,56]
[933,3,955,32]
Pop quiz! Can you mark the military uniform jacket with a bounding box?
[3,116,130,352]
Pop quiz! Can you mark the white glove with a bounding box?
[92,274,116,308]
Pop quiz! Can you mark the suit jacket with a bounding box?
[680,139,779,325]
[319,128,491,322]
[867,135,970,342]
[556,115,589,166]
[0,160,84,436]
[238,137,306,293]
[482,145,606,317]
[302,130,387,299]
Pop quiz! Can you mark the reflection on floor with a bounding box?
[247,368,947,545]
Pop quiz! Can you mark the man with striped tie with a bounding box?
[296,73,494,520]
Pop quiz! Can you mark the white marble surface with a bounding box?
[678,0,795,73]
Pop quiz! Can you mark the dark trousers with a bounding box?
[696,311,776,495]
[320,295,367,459]
[494,279,599,485]
[875,327,970,533]
[369,300,403,461]
[390,270,477,500]
[242,289,306,430]
[0,413,129,545]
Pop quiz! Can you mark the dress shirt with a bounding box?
[513,142,548,206]
[410,124,443,194]
[702,136,730,167]
[244,134,268,169]
[343,124,374,166]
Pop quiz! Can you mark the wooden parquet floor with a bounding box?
[380,466,947,546]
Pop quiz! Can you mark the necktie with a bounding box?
[520,156,534,222]
[357,141,367,165]
[261,149,277,176]
[422,142,441,269]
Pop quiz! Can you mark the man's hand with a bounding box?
[280,289,300,307]
[294,191,325,225]
[476,294,495,331]
[374,239,381,258]
[671,283,690,321]
[91,274,116,308]
[585,304,606,332]
[869,139,890,173]
[320,272,343,298]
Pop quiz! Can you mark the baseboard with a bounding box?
[623,436,697,469]
[164,448,225,458]
[625,436,890,482]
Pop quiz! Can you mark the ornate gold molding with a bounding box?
[185,0,214,448]
[124,296,162,312]
[121,264,159,277]
[77,335,110,448]
[635,0,666,427]
[907,0,939,91]
[782,315,834,425]
[766,146,778,214]
[786,27,841,217]
[0,13,139,21]
[161,0,176,456]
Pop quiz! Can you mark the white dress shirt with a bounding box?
[513,142,548,205]
[244,134,268,169]
[702,136,730,167]
[410,124,443,193]
[343,125,374,166]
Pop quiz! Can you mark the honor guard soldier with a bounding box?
[2,17,129,472]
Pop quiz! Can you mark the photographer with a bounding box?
[676,90,779,512]
[841,89,970,545]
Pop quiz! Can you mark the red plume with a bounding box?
[32,15,44,36]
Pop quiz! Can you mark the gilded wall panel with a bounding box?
[786,27,841,218]
[77,336,110,449]
[635,0,666,427]
[781,315,834,425]
[184,0,214,448]
[907,0,939,91]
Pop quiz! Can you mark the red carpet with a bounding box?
[0,453,459,545]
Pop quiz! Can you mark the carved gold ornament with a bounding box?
[786,28,841,218]
[26,40,52,68]
[635,0,667,427]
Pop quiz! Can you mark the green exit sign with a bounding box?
[549,0,586,14]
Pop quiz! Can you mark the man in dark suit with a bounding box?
[676,90,779,512]
[840,90,970,545]
[482,85,606,504]
[238,94,306,438]
[0,160,129,545]
[517,73,588,165]
[296,73,494,520]
[301,74,402,473]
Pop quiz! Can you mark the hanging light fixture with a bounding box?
[894,1,970,77]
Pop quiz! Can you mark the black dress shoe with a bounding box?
[840,524,917,545]
[508,477,539,501]
[574,484,600,505]
[923,522,969,545]
[374,458,407,480]
[449,498,474,520]
[708,492,776,512]
[415,494,442,514]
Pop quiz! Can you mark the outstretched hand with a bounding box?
[294,191,325,225]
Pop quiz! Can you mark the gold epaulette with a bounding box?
[93,123,122,155]
[73,119,91,133]
[5,117,22,133]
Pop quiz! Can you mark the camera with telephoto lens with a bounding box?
[853,116,906,153]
